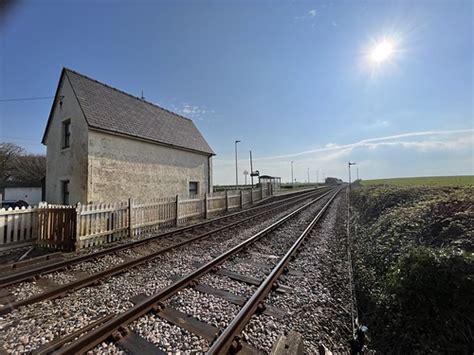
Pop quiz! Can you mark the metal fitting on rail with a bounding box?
[229,336,242,354]
[111,326,129,341]
[152,302,165,312]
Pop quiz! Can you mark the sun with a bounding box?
[370,39,394,63]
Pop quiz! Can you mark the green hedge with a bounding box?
[351,185,473,353]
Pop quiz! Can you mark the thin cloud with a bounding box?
[295,9,317,21]
[172,102,213,122]
[253,129,474,161]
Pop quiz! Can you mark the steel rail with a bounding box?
[54,189,335,354]
[207,188,341,354]
[0,188,333,315]
[0,187,326,287]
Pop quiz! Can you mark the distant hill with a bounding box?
[360,175,474,186]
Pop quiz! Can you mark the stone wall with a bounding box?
[87,130,212,203]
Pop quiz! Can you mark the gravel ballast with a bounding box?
[242,193,354,353]
[0,196,316,353]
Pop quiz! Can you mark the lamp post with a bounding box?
[291,161,294,188]
[348,161,356,191]
[235,140,241,190]
[249,150,254,188]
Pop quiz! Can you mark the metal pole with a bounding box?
[235,140,240,190]
[250,150,254,189]
[348,162,356,191]
[348,162,351,191]
[291,161,294,188]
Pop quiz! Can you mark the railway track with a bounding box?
[0,188,332,316]
[42,187,341,354]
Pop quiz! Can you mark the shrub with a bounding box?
[383,247,474,353]
[351,185,473,353]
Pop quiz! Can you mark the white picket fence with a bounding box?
[76,185,272,248]
[0,206,37,247]
[0,185,274,250]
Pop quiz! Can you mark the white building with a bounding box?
[0,181,43,206]
[42,68,214,204]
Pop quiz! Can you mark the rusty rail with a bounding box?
[53,189,336,354]
[0,188,334,315]
[0,188,326,288]
[207,188,341,354]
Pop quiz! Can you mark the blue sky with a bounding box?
[0,0,472,184]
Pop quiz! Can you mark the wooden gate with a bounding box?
[36,207,77,251]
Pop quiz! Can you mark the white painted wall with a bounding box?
[44,73,89,204]
[3,187,42,205]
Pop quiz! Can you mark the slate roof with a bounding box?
[43,68,214,155]
[0,180,43,188]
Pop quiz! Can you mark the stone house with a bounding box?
[42,68,214,204]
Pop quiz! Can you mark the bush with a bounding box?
[383,247,474,353]
[351,185,474,353]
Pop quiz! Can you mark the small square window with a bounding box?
[61,180,70,205]
[62,119,71,149]
[189,181,198,196]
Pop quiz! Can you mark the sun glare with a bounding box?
[370,40,394,63]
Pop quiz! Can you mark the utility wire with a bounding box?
[0,96,54,102]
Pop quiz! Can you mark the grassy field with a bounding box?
[360,175,474,187]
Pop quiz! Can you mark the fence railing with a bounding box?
[0,206,37,247]
[0,184,273,251]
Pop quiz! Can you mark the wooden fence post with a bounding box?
[260,183,263,200]
[225,190,229,212]
[240,190,244,209]
[75,203,81,249]
[128,198,133,238]
[204,193,208,219]
[175,195,180,227]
